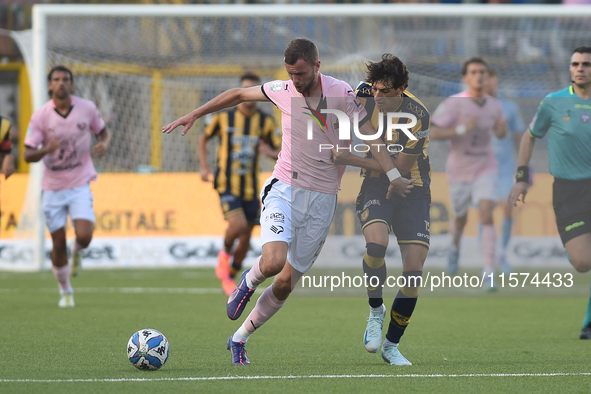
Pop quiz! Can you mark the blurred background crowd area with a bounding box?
[0,0,586,38]
[0,0,589,174]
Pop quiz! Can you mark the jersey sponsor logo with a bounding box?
[362,199,381,211]
[269,82,282,92]
[575,104,591,110]
[562,110,571,121]
[581,113,590,124]
[270,225,284,234]
[50,162,82,172]
[565,221,585,232]
[265,212,285,223]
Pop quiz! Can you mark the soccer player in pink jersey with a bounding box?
[430,57,506,286]
[24,65,111,307]
[163,38,413,366]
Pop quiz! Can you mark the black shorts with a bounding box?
[553,177,591,245]
[219,192,261,225]
[355,178,431,248]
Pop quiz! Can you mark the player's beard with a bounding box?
[53,89,71,100]
[296,75,317,95]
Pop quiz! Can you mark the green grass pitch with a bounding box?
[1,268,590,393]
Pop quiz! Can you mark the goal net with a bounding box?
[4,4,590,271]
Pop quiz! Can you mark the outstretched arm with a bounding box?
[162,86,268,136]
[508,131,536,206]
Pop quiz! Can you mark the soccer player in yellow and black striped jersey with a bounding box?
[199,72,280,296]
[0,116,15,180]
[331,54,430,365]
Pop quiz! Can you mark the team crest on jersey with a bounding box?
[77,122,87,130]
[388,130,399,143]
[581,113,590,124]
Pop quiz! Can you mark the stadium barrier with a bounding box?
[0,172,568,271]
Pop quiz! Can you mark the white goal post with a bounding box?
[12,3,591,270]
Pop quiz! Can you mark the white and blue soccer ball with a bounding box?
[127,328,170,371]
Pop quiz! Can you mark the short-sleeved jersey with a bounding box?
[431,91,503,183]
[355,82,431,199]
[261,73,366,195]
[24,96,106,191]
[528,86,591,180]
[204,107,280,201]
[493,97,526,173]
[0,116,12,154]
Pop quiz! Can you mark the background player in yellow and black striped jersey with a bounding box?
[0,116,15,180]
[198,72,280,296]
[331,54,430,365]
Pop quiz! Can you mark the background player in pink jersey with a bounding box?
[163,38,413,366]
[431,57,506,286]
[24,65,111,307]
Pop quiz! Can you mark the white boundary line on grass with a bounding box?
[31,287,226,294]
[2,373,591,383]
[2,287,268,294]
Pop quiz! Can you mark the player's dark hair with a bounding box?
[364,53,409,90]
[573,46,591,55]
[240,71,261,84]
[284,38,318,66]
[47,65,74,83]
[461,57,488,76]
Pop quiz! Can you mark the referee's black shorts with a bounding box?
[553,177,591,245]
